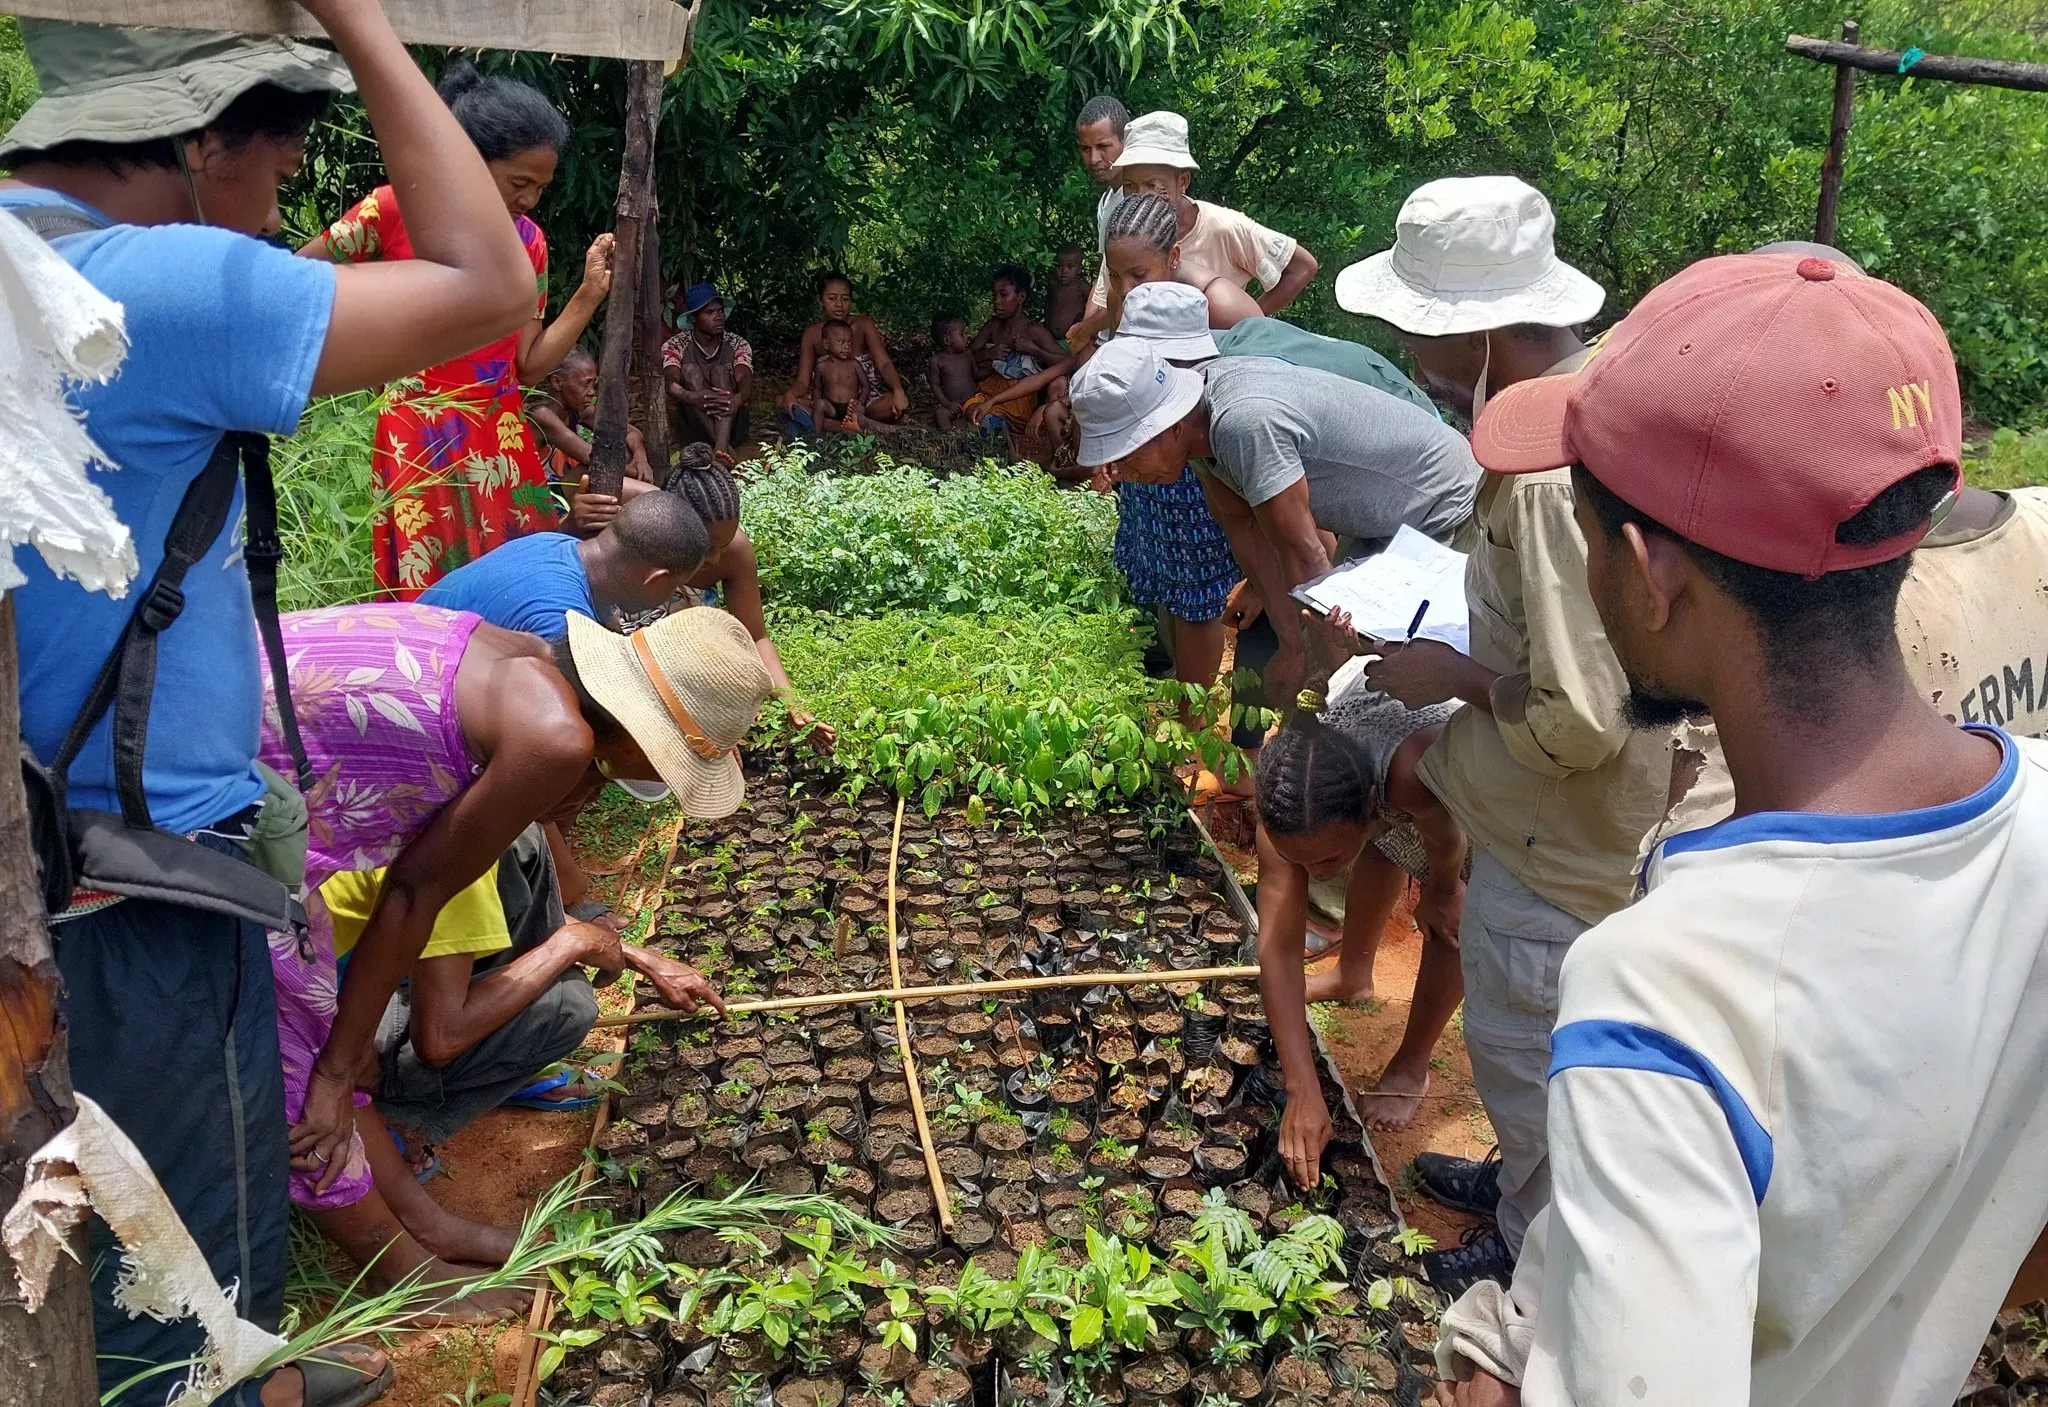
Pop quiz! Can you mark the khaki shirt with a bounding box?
[1898,487,2048,738]
[1417,465,1731,924]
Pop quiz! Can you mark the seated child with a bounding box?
[1045,241,1090,348]
[812,317,895,434]
[927,313,977,429]
[527,346,652,534]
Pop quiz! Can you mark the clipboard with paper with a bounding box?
[1288,524,1471,654]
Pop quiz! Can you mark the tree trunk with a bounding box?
[589,59,664,498]
[635,202,671,481]
[0,595,96,1407]
[1812,20,1858,245]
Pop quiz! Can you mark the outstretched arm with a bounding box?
[1255,824,1330,1189]
[298,0,534,395]
[405,922,621,1068]
[517,234,613,384]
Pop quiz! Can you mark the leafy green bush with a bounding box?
[1966,428,2048,492]
[743,447,1124,616]
[768,606,1250,816]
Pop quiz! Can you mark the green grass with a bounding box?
[274,391,385,610]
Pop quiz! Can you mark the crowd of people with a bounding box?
[5,3,2046,1406]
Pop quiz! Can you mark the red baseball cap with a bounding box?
[1472,252,1963,576]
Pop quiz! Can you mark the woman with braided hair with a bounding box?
[1257,607,1469,1187]
[665,445,836,751]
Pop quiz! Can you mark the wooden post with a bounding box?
[590,59,664,498]
[635,208,672,480]
[0,597,95,1407]
[1814,19,1859,245]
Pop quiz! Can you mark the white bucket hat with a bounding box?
[1111,111,1199,171]
[565,607,773,819]
[1334,176,1605,336]
[1069,338,1205,466]
[1117,282,1218,360]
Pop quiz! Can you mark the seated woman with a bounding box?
[964,263,1070,438]
[777,270,910,431]
[1257,609,1469,1188]
[261,602,770,1308]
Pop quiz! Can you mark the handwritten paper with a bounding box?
[1289,525,1470,655]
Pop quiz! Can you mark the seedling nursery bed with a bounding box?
[542,751,1446,1407]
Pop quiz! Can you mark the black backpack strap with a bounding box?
[239,434,311,789]
[50,435,244,827]
[48,432,310,827]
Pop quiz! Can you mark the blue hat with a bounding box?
[681,282,724,316]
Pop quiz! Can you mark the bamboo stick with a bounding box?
[880,800,954,1237]
[594,963,1265,1029]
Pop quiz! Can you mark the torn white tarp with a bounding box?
[4,1094,286,1407]
[0,201,137,596]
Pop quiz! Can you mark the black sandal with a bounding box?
[285,1347,394,1407]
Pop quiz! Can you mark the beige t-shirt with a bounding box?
[1087,198,1298,312]
[1897,487,2048,738]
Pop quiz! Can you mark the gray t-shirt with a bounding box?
[1200,356,1480,550]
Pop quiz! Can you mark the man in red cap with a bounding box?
[1429,253,2048,1405]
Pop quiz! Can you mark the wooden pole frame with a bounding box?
[593,963,1267,1030]
[5,0,700,62]
[0,599,94,1407]
[589,59,664,498]
[1813,19,1859,245]
[882,800,954,1238]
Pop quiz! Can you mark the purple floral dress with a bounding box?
[260,603,484,1208]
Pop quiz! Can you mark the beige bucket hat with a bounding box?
[565,607,774,820]
[1,20,355,160]
[1112,111,1199,171]
[1335,175,1605,336]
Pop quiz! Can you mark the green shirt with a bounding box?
[1213,317,1440,418]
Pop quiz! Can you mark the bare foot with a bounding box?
[410,1212,518,1268]
[1305,962,1375,1005]
[400,1267,531,1326]
[1360,1065,1430,1133]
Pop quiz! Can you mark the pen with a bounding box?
[1406,599,1430,641]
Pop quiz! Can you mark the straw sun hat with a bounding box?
[565,608,773,820]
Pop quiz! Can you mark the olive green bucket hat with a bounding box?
[0,19,355,160]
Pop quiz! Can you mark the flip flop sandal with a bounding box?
[503,1067,600,1113]
[1302,922,1343,960]
[289,1348,394,1407]
[386,1129,441,1184]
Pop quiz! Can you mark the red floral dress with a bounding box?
[317,186,560,598]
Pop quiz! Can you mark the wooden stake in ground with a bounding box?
[1813,20,1860,245]
[589,59,664,498]
[883,799,953,1238]
[634,211,671,477]
[596,963,1267,1029]
[0,598,95,1407]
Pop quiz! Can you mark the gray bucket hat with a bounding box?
[1,20,354,160]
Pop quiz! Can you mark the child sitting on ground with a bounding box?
[528,346,653,534]
[812,318,895,434]
[1045,242,1090,348]
[927,313,977,429]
